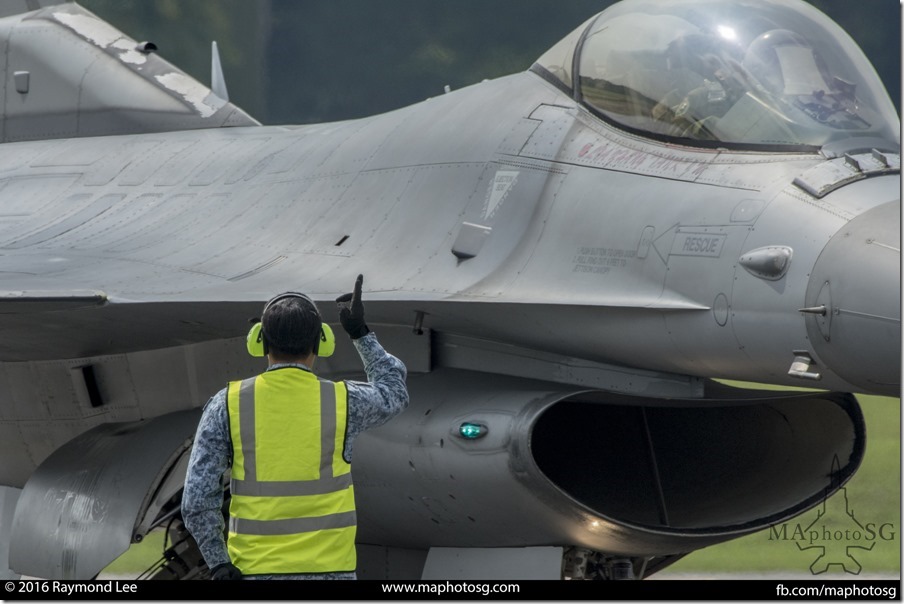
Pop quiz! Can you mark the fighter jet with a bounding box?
[0,0,899,581]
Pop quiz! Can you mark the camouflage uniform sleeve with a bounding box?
[182,389,232,569]
[343,331,409,461]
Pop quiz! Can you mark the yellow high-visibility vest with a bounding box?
[226,367,355,575]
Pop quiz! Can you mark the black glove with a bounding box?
[335,274,370,339]
[210,562,242,580]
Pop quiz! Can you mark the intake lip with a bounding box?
[529,385,864,546]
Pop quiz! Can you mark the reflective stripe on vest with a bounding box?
[226,369,355,575]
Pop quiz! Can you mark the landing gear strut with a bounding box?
[562,547,685,580]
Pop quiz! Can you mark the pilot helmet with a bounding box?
[666,33,732,79]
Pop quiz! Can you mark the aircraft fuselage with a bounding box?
[0,70,896,396]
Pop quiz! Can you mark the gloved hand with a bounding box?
[335,274,370,339]
[210,562,242,580]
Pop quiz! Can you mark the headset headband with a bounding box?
[262,291,319,319]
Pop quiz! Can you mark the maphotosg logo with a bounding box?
[768,457,896,574]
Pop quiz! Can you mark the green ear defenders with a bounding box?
[246,292,336,358]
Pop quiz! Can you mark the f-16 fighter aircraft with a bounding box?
[0,0,898,581]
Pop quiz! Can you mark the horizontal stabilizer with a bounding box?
[0,3,259,143]
[0,0,64,19]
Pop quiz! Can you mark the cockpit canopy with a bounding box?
[534,0,900,151]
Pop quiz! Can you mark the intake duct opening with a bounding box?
[530,382,864,531]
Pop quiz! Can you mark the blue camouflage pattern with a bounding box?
[182,332,409,580]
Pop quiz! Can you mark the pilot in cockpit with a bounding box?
[652,26,868,141]
[563,0,892,148]
[651,32,748,139]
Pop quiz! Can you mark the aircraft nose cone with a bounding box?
[804,201,901,396]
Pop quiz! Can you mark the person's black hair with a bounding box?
[261,296,321,357]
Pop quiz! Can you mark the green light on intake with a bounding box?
[459,422,487,440]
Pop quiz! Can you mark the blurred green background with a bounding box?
[79,0,901,126]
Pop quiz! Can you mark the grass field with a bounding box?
[102,388,901,579]
[101,530,167,578]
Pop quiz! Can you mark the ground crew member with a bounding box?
[182,274,409,580]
